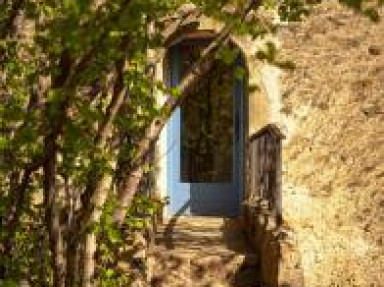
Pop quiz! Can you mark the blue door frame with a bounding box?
[166,42,245,217]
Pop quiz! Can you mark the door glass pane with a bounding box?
[180,42,234,182]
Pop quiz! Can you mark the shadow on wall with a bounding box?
[243,201,307,287]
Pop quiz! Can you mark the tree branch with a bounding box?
[113,0,260,225]
[69,62,129,244]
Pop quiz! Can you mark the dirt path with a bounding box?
[147,217,259,287]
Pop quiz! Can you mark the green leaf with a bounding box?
[217,47,238,65]
[234,67,246,80]
[109,31,126,38]
[105,268,115,278]
[256,41,277,62]
[170,87,181,98]
[339,0,363,10]
[363,8,380,22]
[0,136,8,149]
[0,279,19,287]
[278,0,310,21]
[107,227,123,244]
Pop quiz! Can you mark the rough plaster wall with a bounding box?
[279,1,384,286]
[154,54,168,202]
[232,35,279,136]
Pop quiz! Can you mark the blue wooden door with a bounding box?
[166,42,244,216]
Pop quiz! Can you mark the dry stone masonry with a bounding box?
[279,1,384,286]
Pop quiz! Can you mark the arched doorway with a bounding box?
[166,39,246,216]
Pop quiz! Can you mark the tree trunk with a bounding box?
[79,175,112,286]
[82,233,96,287]
[73,84,127,285]
[44,133,65,287]
[65,240,79,287]
[45,189,66,287]
[113,166,144,225]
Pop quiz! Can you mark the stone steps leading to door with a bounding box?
[146,217,260,287]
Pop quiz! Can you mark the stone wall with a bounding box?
[279,1,384,286]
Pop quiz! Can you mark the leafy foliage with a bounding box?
[94,194,162,285]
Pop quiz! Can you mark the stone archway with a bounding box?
[152,8,283,218]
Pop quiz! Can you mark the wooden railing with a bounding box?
[242,125,306,286]
[245,124,283,223]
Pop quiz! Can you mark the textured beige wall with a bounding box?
[279,1,384,286]
[153,53,168,203]
[231,33,282,135]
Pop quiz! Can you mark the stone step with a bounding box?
[147,217,260,287]
[148,252,258,287]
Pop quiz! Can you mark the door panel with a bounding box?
[166,42,244,216]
